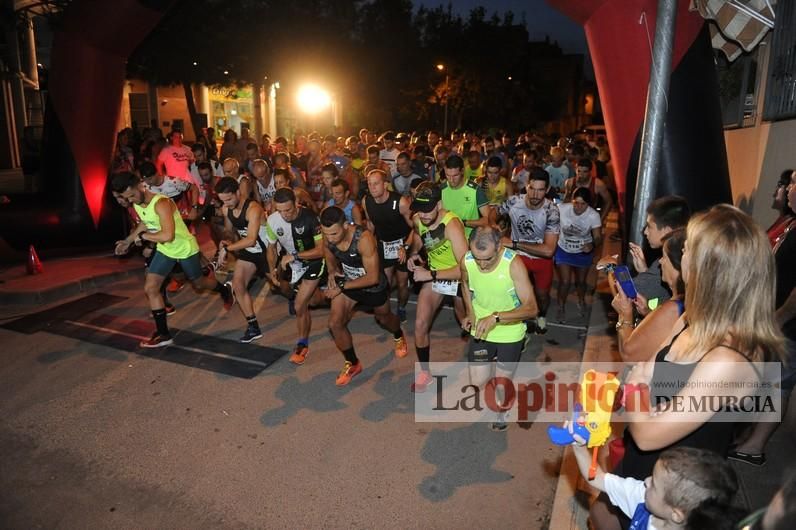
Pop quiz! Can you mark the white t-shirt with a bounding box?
[511,167,530,189]
[557,202,601,253]
[604,473,658,530]
[189,161,224,188]
[146,176,191,198]
[497,196,560,259]
[379,147,401,177]
[157,145,194,182]
[393,173,422,196]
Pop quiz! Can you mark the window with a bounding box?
[763,0,796,121]
[717,49,760,129]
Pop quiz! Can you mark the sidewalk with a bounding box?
[547,220,795,529]
[0,252,145,305]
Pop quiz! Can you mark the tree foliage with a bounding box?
[124,0,579,132]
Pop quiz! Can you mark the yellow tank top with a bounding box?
[416,211,460,271]
[484,178,508,205]
[464,247,525,342]
[134,194,199,259]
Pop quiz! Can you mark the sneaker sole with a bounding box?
[140,338,173,348]
[166,308,177,317]
[240,334,263,344]
[490,422,508,432]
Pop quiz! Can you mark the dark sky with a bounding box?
[421,0,588,55]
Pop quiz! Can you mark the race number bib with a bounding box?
[432,280,459,296]
[563,239,585,253]
[290,261,309,285]
[383,238,403,260]
[342,263,366,280]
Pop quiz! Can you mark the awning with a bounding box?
[691,0,776,61]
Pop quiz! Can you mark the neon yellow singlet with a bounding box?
[483,177,508,205]
[464,247,525,342]
[416,211,460,271]
[134,194,199,259]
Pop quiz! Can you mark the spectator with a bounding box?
[591,205,786,530]
[611,228,685,362]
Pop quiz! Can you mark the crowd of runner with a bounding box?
[106,124,796,529]
[109,126,616,389]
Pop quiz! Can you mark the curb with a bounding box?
[0,266,145,306]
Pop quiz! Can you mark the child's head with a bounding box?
[645,447,738,527]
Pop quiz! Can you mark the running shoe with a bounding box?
[411,370,434,393]
[239,325,263,344]
[140,332,173,348]
[394,334,408,358]
[289,344,309,365]
[165,303,177,316]
[535,316,548,335]
[491,410,509,432]
[221,281,236,310]
[397,306,407,323]
[167,279,185,293]
[335,361,363,386]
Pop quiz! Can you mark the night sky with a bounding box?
[424,0,588,54]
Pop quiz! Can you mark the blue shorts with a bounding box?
[148,250,203,280]
[554,246,593,269]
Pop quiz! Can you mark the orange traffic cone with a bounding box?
[27,245,43,275]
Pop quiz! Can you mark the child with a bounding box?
[572,444,741,529]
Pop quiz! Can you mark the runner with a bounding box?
[362,169,414,322]
[265,188,326,364]
[461,226,538,430]
[321,206,408,386]
[497,168,560,334]
[110,172,234,348]
[215,177,267,343]
[406,182,469,392]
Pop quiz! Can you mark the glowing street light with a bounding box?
[297,84,331,114]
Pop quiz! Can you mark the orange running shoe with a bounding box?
[411,370,434,393]
[335,361,362,386]
[167,278,185,293]
[289,344,309,365]
[394,334,408,358]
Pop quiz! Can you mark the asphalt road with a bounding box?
[0,276,589,529]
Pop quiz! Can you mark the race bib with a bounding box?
[432,280,459,296]
[342,263,366,280]
[383,238,403,260]
[563,239,585,252]
[290,261,309,285]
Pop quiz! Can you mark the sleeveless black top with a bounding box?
[365,191,411,243]
[329,225,387,292]
[227,199,265,254]
[617,326,755,480]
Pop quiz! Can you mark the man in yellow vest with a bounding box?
[112,172,235,348]
[461,226,538,431]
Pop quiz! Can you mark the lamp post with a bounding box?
[436,64,449,136]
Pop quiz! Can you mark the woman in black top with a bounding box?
[590,205,786,530]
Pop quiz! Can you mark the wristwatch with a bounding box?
[430,269,438,281]
[512,240,518,250]
[336,276,346,290]
[492,312,501,323]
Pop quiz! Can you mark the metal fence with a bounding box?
[763,0,796,121]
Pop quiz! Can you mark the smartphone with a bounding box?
[614,265,638,299]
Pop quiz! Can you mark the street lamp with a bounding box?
[436,64,449,136]
[297,83,331,114]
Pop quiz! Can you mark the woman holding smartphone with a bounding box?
[590,205,785,530]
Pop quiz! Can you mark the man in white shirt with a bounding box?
[379,131,401,178]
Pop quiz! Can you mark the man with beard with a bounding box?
[497,168,560,334]
[406,182,468,392]
[111,172,234,348]
[321,206,408,386]
[215,177,267,343]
